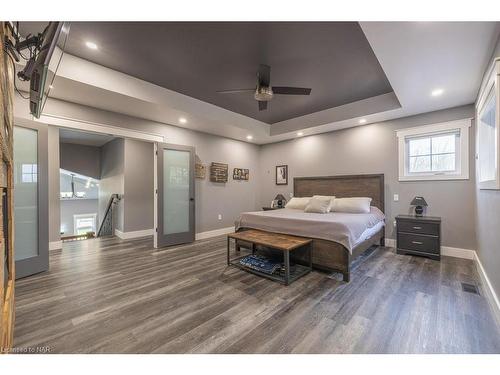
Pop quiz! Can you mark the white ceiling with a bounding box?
[360,22,500,115]
[24,22,500,144]
[59,128,115,146]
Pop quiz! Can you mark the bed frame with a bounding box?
[237,173,385,282]
[292,174,385,281]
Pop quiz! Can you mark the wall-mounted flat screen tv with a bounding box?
[29,22,70,118]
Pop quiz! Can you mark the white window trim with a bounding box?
[73,213,97,235]
[476,58,500,190]
[396,119,471,182]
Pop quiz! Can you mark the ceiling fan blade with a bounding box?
[258,64,271,87]
[217,89,254,94]
[258,101,268,111]
[272,86,312,95]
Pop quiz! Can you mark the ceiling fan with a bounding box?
[217,64,312,111]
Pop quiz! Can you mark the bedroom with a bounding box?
[1,1,500,374]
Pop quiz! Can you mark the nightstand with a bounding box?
[396,215,441,261]
[262,206,283,211]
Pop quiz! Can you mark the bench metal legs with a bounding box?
[309,242,313,270]
[284,251,290,286]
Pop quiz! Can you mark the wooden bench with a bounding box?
[227,229,312,285]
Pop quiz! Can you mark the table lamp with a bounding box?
[273,194,287,208]
[410,196,427,216]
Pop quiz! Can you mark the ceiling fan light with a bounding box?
[254,86,273,101]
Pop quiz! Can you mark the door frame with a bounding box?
[32,114,165,253]
[14,122,49,279]
[154,143,195,248]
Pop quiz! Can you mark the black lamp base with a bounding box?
[414,206,424,216]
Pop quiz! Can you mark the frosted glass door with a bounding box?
[14,127,38,261]
[163,149,190,235]
[156,144,195,247]
[13,125,48,278]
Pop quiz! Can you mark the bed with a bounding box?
[235,174,385,282]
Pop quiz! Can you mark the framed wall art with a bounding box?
[233,168,249,181]
[210,162,228,183]
[195,163,206,179]
[276,165,288,185]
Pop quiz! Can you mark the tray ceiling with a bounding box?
[52,22,394,124]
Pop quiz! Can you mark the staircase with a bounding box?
[97,194,121,237]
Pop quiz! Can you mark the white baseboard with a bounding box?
[384,238,475,260]
[474,252,500,327]
[195,226,234,241]
[49,240,62,251]
[384,238,396,248]
[441,246,475,259]
[115,228,154,240]
[115,226,234,241]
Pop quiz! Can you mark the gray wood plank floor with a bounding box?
[14,235,500,353]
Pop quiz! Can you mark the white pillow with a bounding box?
[285,197,311,210]
[312,195,335,212]
[331,197,372,213]
[304,196,331,214]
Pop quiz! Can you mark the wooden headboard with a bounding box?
[293,174,385,213]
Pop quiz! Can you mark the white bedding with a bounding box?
[235,207,385,253]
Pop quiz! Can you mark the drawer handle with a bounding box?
[412,226,422,230]
[412,241,423,245]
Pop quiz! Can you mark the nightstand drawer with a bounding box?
[397,220,439,236]
[398,233,440,254]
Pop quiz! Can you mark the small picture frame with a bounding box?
[276,165,288,185]
[233,168,249,181]
[195,163,206,179]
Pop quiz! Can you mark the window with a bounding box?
[476,59,500,189]
[397,119,471,181]
[60,169,99,199]
[73,214,97,235]
[21,163,37,183]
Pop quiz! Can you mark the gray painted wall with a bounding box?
[43,98,262,233]
[474,34,500,300]
[99,138,125,232]
[48,126,61,243]
[60,199,99,236]
[60,142,101,179]
[123,139,154,232]
[259,105,477,250]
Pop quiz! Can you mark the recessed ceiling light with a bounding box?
[431,88,444,97]
[359,118,367,124]
[85,41,98,50]
[297,132,304,136]
[246,135,253,140]
[179,117,187,124]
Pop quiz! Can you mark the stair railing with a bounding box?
[97,194,121,237]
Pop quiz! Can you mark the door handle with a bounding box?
[413,226,422,230]
[189,198,195,201]
[412,241,423,245]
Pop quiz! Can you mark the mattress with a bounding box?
[235,207,385,252]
